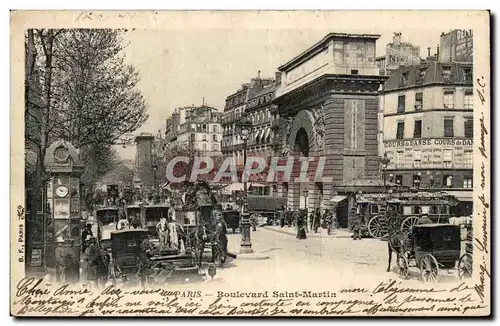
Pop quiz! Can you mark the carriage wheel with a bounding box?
[420,254,439,283]
[458,253,473,280]
[401,216,420,235]
[368,216,384,239]
[397,253,410,279]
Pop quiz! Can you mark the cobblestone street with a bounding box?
[166,226,465,293]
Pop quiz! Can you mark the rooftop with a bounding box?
[382,61,473,92]
[278,32,381,72]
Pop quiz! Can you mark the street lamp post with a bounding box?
[303,188,309,232]
[272,186,278,226]
[236,115,253,254]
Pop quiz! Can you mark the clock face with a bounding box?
[55,185,69,198]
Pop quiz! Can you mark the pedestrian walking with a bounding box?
[314,208,321,233]
[296,210,307,239]
[351,213,362,240]
[84,237,100,288]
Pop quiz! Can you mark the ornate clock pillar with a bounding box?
[43,140,84,282]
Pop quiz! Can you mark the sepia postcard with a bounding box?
[10,10,491,317]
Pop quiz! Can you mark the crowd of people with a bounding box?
[278,207,339,240]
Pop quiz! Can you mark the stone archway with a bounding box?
[284,109,320,211]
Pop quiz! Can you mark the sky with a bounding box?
[114,11,480,160]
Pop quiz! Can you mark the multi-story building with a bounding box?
[221,75,274,168]
[439,29,473,63]
[245,83,277,194]
[380,61,474,215]
[377,32,421,76]
[165,105,223,156]
[272,32,388,227]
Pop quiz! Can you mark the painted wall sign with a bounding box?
[383,138,473,149]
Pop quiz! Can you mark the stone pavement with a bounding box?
[263,225,354,238]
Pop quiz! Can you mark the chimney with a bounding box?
[257,70,261,79]
[436,44,440,62]
[427,47,431,58]
[275,72,282,86]
[393,32,401,45]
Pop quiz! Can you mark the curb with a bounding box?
[262,227,354,239]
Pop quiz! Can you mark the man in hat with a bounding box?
[156,217,169,247]
[84,237,101,288]
[81,224,93,253]
[55,236,67,283]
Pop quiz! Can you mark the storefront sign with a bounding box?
[384,138,473,149]
[30,249,42,267]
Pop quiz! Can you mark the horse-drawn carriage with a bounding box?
[388,223,473,283]
[95,206,121,251]
[355,191,459,239]
[97,182,233,285]
[247,195,286,227]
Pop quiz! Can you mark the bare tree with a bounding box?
[25,28,148,223]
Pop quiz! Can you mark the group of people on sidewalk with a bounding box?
[278,207,339,240]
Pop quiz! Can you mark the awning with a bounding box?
[443,190,473,202]
[330,195,347,203]
[249,183,266,188]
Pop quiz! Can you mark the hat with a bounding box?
[56,236,65,243]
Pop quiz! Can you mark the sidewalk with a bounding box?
[263,225,354,238]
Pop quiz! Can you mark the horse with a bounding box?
[386,212,412,273]
[182,182,228,267]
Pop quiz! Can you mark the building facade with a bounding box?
[245,83,277,194]
[377,32,421,76]
[272,33,388,227]
[221,76,274,168]
[380,61,474,214]
[439,29,473,64]
[165,105,223,156]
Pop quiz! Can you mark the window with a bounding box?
[351,69,359,75]
[413,120,422,138]
[415,92,423,110]
[440,205,449,215]
[444,90,454,109]
[212,144,218,151]
[464,150,473,168]
[190,133,195,142]
[403,206,412,215]
[202,143,207,150]
[442,66,452,82]
[213,125,218,133]
[395,175,403,185]
[442,175,453,187]
[413,174,421,188]
[412,206,422,214]
[463,67,472,82]
[397,95,406,113]
[416,68,427,84]
[213,134,217,142]
[464,118,473,138]
[463,177,473,188]
[370,205,379,214]
[396,121,405,139]
[430,205,438,214]
[444,118,454,137]
[443,149,453,168]
[464,89,473,110]
[202,134,207,141]
[413,149,421,168]
[395,151,404,167]
[401,71,409,84]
